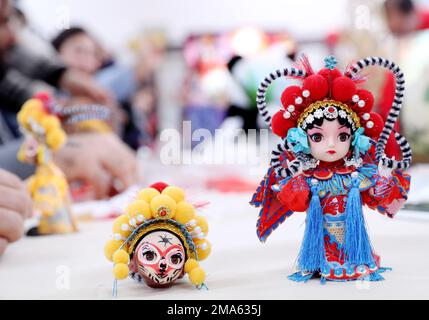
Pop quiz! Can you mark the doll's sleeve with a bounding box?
[277,174,311,212]
[361,169,411,218]
[252,169,308,242]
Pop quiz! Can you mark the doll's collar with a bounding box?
[303,159,355,179]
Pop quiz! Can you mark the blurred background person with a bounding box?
[0,0,116,139]
[51,26,136,146]
[384,0,429,35]
[51,26,103,76]
[51,26,164,149]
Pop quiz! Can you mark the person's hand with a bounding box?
[0,169,32,256]
[54,133,137,199]
[57,71,128,135]
[59,69,113,105]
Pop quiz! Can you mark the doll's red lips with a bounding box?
[327,150,336,154]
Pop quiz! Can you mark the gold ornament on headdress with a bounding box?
[297,100,361,129]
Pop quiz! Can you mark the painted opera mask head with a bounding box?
[104,184,212,295]
[130,229,186,288]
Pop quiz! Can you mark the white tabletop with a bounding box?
[1,188,428,300]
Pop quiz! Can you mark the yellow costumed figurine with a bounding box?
[104,182,211,295]
[17,93,110,235]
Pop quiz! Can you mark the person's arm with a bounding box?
[8,46,66,87]
[0,68,37,112]
[0,46,66,112]
[54,133,137,199]
[58,69,114,104]
[8,46,113,104]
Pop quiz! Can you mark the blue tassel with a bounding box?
[343,173,374,265]
[298,179,325,272]
[378,267,392,273]
[367,272,385,281]
[197,283,209,290]
[288,271,314,282]
[112,279,118,297]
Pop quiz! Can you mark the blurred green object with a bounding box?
[404,203,429,212]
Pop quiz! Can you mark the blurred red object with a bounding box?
[205,176,257,193]
[325,31,340,48]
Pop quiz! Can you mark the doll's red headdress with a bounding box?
[257,55,411,172]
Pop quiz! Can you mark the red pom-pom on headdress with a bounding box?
[280,86,304,111]
[271,111,295,138]
[302,74,329,101]
[331,77,357,102]
[351,89,374,114]
[33,92,52,112]
[361,112,383,138]
[318,67,342,82]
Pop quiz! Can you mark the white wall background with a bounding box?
[19,0,349,51]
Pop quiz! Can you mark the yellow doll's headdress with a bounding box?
[17,96,67,152]
[104,183,211,294]
[17,92,111,155]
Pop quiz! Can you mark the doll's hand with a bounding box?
[54,133,137,199]
[378,157,393,178]
[0,169,32,256]
[277,175,310,212]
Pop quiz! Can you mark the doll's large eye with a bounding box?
[166,249,185,268]
[169,253,183,266]
[140,247,160,265]
[143,251,156,261]
[310,133,323,142]
[338,132,351,142]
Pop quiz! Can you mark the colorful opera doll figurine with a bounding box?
[251,56,411,283]
[104,182,211,294]
[17,94,75,235]
[17,93,109,235]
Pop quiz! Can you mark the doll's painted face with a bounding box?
[18,135,40,164]
[306,118,352,162]
[132,230,186,288]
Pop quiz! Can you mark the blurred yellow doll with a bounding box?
[104,182,211,295]
[17,93,109,235]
